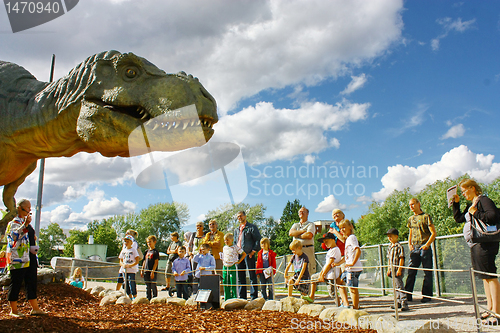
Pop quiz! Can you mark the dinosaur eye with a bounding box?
[125,68,137,78]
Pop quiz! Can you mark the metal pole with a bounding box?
[34,54,55,238]
[431,241,441,297]
[391,263,399,321]
[85,266,89,289]
[470,268,482,333]
[378,244,386,296]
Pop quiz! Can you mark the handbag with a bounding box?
[470,213,500,243]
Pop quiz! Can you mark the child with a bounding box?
[337,219,363,309]
[141,235,160,301]
[118,235,140,299]
[284,240,310,300]
[164,232,182,292]
[116,229,142,291]
[220,233,246,300]
[69,267,85,289]
[172,246,192,300]
[0,250,6,274]
[256,237,276,300]
[308,233,348,305]
[386,228,409,311]
[192,243,216,290]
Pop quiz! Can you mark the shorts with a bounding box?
[341,271,361,287]
[166,261,173,274]
[291,272,310,295]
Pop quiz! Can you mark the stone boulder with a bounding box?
[244,297,266,311]
[221,298,248,310]
[297,304,325,317]
[319,306,344,321]
[358,314,398,332]
[99,288,115,297]
[336,308,369,327]
[116,296,132,305]
[132,297,150,305]
[100,295,118,306]
[395,320,457,333]
[281,296,308,313]
[262,300,282,312]
[91,286,105,296]
[166,297,186,306]
[37,267,66,284]
[84,287,93,293]
[150,297,168,304]
[185,295,197,306]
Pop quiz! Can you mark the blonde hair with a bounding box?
[0,250,5,258]
[289,239,303,250]
[338,219,353,231]
[224,233,234,241]
[147,235,157,243]
[72,267,82,279]
[125,229,138,238]
[171,232,179,239]
[459,178,483,195]
[260,237,270,249]
[331,209,345,220]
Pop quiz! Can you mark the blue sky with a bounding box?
[2,0,500,233]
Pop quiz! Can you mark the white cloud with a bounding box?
[304,155,316,164]
[431,17,476,51]
[340,74,368,95]
[315,194,347,213]
[441,123,465,139]
[213,100,369,165]
[372,145,500,201]
[1,0,404,114]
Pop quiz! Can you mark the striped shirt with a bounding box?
[387,242,405,273]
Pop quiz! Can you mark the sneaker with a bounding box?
[30,309,46,316]
[301,295,314,303]
[10,312,25,317]
[390,303,402,309]
[401,306,410,312]
[421,297,431,303]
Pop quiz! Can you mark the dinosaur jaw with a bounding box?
[77,99,216,157]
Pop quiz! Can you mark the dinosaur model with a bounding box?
[0,50,218,231]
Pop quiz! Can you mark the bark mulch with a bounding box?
[0,283,377,332]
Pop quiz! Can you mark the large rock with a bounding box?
[100,295,118,306]
[132,297,150,305]
[185,295,197,306]
[166,297,186,306]
[262,300,282,312]
[115,296,132,305]
[281,296,308,313]
[150,297,168,304]
[358,314,398,332]
[336,308,369,327]
[297,304,325,317]
[319,306,344,321]
[221,298,248,310]
[90,286,105,296]
[99,288,116,297]
[244,297,266,311]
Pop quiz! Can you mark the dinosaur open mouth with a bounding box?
[146,118,214,131]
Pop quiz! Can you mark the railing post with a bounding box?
[378,244,386,296]
[470,268,482,333]
[85,266,89,289]
[431,241,441,297]
[391,263,399,321]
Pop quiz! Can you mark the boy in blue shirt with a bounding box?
[172,246,192,300]
[192,243,216,291]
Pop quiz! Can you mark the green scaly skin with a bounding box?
[0,51,218,231]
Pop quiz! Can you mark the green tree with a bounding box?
[39,222,66,262]
[272,199,302,256]
[87,218,121,257]
[205,202,266,234]
[63,229,89,258]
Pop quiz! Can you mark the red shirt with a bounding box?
[0,257,6,268]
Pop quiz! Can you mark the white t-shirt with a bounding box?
[290,221,316,246]
[119,247,140,273]
[324,247,342,280]
[344,234,362,272]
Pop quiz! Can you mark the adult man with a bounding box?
[203,219,224,276]
[404,198,437,303]
[234,211,262,300]
[289,207,316,275]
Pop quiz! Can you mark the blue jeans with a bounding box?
[118,272,137,296]
[341,271,361,287]
[259,273,273,300]
[405,245,433,299]
[143,271,157,300]
[237,253,258,300]
[176,280,190,300]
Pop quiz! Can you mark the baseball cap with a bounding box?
[123,235,134,242]
[318,233,336,243]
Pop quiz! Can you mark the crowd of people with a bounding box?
[3,178,500,325]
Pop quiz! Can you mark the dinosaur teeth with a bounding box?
[153,123,160,130]
[141,113,148,120]
[191,119,196,127]
[197,120,201,126]
[182,120,189,130]
[167,122,172,130]
[174,121,180,129]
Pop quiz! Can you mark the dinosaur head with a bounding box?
[71,51,218,157]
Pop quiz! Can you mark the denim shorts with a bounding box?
[341,271,361,287]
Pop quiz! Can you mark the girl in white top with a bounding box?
[69,267,85,289]
[337,219,363,309]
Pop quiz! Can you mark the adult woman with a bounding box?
[6,199,45,316]
[451,179,500,325]
[328,209,346,254]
